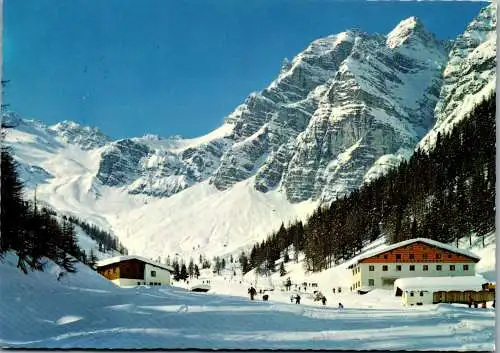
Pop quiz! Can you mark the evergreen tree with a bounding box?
[279,262,286,276]
[188,258,195,278]
[173,260,180,281]
[88,249,98,269]
[239,252,249,274]
[194,264,200,279]
[180,263,188,281]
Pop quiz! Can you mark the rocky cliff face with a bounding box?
[209,18,448,203]
[48,120,112,150]
[280,20,448,202]
[210,32,357,192]
[418,2,497,150]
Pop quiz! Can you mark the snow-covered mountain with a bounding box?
[418,1,497,150]
[2,4,495,260]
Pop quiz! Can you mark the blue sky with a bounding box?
[3,0,485,139]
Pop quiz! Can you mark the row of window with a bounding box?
[380,253,454,260]
[365,264,469,272]
[137,281,162,286]
[408,291,426,297]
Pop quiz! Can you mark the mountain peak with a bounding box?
[386,16,433,49]
[48,120,112,150]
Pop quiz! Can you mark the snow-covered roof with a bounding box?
[96,255,174,272]
[352,238,481,265]
[394,275,487,293]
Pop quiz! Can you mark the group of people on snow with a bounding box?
[249,283,343,308]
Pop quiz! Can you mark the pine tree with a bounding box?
[173,260,180,281]
[279,262,286,276]
[188,258,195,278]
[0,148,28,256]
[194,264,200,279]
[88,249,98,269]
[180,263,188,281]
[239,252,249,274]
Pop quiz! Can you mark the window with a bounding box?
[369,265,375,271]
[368,279,374,286]
[137,282,141,285]
[384,255,388,259]
[448,254,452,259]
[409,265,415,271]
[436,254,441,259]
[396,265,402,271]
[151,270,157,277]
[436,265,442,271]
[420,291,424,297]
[149,282,154,285]
[382,278,395,286]
[396,254,401,260]
[450,265,455,271]
[382,265,388,271]
[463,265,469,271]
[410,291,414,297]
[409,254,415,260]
[423,265,428,271]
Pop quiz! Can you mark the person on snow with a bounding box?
[290,295,294,303]
[332,287,336,294]
[338,302,344,309]
[321,296,327,306]
[295,294,301,304]
[248,286,257,300]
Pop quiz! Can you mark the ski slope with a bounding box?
[0,233,495,350]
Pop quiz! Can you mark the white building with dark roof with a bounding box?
[394,275,489,306]
[96,255,174,287]
[348,238,481,291]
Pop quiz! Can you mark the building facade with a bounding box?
[349,238,481,291]
[96,256,174,287]
[394,275,489,306]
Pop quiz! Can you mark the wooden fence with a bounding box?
[433,290,495,304]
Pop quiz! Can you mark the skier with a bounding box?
[332,287,336,294]
[248,286,257,300]
[295,294,301,304]
[286,277,292,291]
[321,296,327,306]
[338,302,344,309]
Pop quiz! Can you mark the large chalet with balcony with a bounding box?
[348,238,481,291]
[96,255,174,288]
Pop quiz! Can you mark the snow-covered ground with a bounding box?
[1,233,495,350]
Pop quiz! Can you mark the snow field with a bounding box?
[0,251,495,350]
